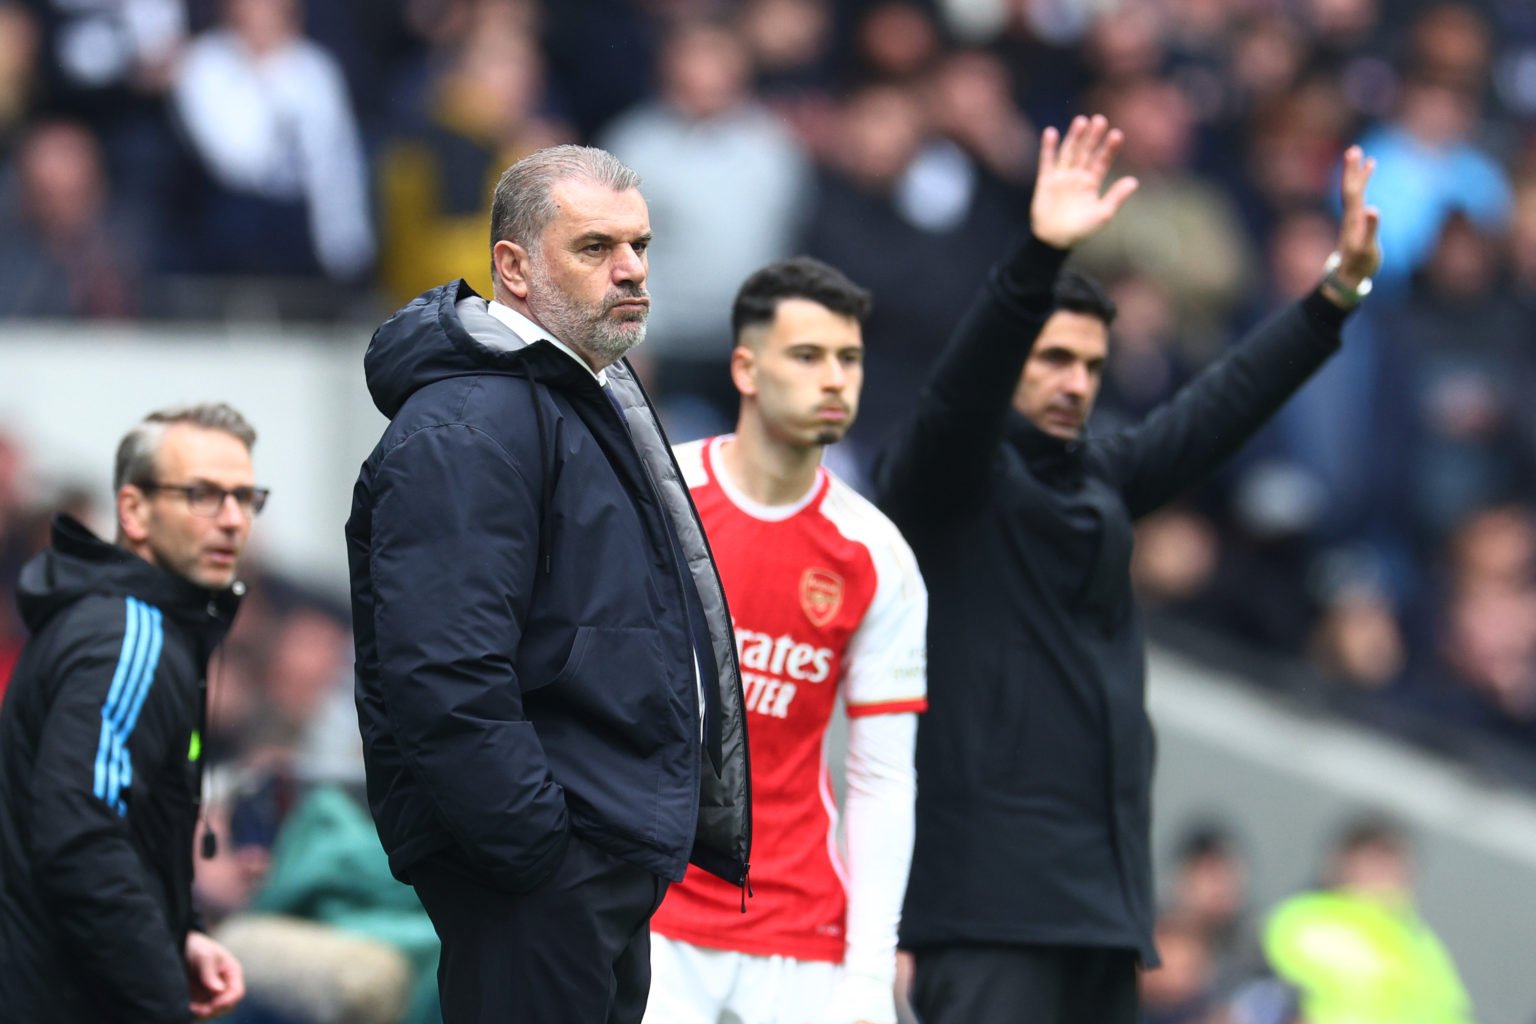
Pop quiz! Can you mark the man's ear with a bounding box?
[117,485,150,544]
[730,345,758,398]
[493,239,533,301]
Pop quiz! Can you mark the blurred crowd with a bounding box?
[2,0,1536,1018]
[4,0,1536,781]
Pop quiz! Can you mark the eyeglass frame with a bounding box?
[136,480,271,517]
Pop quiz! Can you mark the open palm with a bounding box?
[1030,114,1139,250]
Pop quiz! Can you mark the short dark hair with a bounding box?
[1333,813,1409,858]
[731,257,873,344]
[1174,821,1240,865]
[1054,268,1117,327]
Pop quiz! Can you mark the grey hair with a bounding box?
[114,403,258,491]
[489,145,641,269]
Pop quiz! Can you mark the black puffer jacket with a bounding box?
[346,281,751,894]
[0,516,239,1023]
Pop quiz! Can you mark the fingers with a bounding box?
[1340,146,1376,210]
[1056,115,1085,167]
[1037,125,1059,184]
[1092,127,1124,180]
[1356,207,1382,251]
[1102,174,1141,214]
[1057,114,1110,169]
[1081,115,1109,168]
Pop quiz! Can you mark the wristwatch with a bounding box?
[1322,251,1373,305]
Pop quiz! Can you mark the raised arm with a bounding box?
[876,115,1138,527]
[1104,147,1383,519]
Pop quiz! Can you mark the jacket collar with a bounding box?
[20,515,244,640]
[1006,411,1087,485]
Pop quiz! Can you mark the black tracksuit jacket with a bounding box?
[0,516,239,1022]
[877,234,1351,962]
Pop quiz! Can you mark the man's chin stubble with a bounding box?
[588,319,647,363]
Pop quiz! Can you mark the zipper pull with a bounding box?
[739,865,752,913]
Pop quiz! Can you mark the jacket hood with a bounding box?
[367,279,589,419]
[18,515,243,635]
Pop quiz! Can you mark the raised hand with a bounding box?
[1332,145,1382,289]
[1029,114,1139,250]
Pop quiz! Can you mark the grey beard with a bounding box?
[528,260,648,367]
[588,309,648,364]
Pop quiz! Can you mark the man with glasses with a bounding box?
[0,403,261,1022]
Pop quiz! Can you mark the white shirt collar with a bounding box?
[486,300,607,385]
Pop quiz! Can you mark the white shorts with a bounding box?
[644,933,841,1024]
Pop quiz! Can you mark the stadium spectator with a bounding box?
[1262,814,1474,1024]
[1355,8,1511,294]
[170,0,373,281]
[1393,212,1536,547]
[1164,822,1261,994]
[376,4,570,303]
[1394,504,1536,758]
[0,118,143,318]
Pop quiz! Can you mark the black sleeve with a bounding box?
[875,234,1069,527]
[1099,289,1350,520]
[369,421,570,890]
[28,597,193,1023]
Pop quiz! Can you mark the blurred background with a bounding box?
[4,0,1536,1021]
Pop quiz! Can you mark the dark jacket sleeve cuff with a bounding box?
[1300,286,1356,335]
[996,232,1072,309]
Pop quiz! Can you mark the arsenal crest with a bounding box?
[800,568,844,627]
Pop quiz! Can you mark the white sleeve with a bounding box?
[821,711,917,1024]
[841,524,927,715]
[819,492,927,1023]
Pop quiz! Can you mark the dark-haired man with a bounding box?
[647,258,927,1024]
[0,404,259,1022]
[876,116,1382,1023]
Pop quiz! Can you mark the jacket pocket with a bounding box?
[531,625,678,759]
[523,626,596,694]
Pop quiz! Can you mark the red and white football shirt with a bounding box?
[653,436,927,963]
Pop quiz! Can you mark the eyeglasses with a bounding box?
[139,481,271,517]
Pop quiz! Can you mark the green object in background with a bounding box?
[254,784,442,1024]
[1264,890,1474,1024]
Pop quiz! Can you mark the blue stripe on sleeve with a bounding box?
[92,598,165,815]
[93,598,142,804]
[119,606,164,736]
